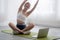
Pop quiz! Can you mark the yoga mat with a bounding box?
[1,30,57,40]
[1,30,37,39]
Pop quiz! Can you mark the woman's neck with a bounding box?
[23,8,28,12]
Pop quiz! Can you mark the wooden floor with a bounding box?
[0,26,60,40]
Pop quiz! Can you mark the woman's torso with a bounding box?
[17,11,26,25]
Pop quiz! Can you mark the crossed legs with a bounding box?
[8,22,34,33]
[8,22,23,33]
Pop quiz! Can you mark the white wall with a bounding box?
[0,0,60,27]
[27,0,60,27]
[0,0,8,26]
[23,0,60,27]
[56,0,60,21]
[7,0,19,25]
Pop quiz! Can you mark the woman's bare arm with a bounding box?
[18,0,27,13]
[26,0,39,16]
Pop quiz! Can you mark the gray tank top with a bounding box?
[17,11,26,24]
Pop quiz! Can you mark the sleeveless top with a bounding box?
[17,11,26,25]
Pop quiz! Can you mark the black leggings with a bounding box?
[16,24,26,30]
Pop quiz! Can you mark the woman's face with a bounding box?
[24,2,30,9]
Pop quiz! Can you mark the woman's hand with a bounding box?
[19,30,24,33]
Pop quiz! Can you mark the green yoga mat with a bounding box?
[1,30,57,40]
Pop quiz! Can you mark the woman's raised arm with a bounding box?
[26,0,39,16]
[18,0,27,13]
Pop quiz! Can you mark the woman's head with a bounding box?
[24,2,30,10]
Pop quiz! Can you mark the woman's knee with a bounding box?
[31,24,34,28]
[8,22,13,26]
[29,24,34,28]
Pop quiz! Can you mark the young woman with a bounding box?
[8,0,39,34]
